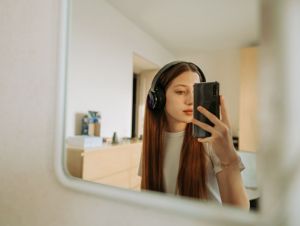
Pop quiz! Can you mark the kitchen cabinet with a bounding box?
[67,142,142,190]
[239,47,258,152]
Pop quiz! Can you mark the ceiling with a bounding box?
[106,0,259,56]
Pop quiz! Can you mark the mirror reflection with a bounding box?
[65,0,260,211]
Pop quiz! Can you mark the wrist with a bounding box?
[220,154,240,169]
[218,146,238,163]
[209,148,245,174]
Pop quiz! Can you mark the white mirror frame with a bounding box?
[54,0,300,225]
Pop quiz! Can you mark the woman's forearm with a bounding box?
[216,167,250,210]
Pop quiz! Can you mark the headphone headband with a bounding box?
[147,61,206,112]
[149,61,206,92]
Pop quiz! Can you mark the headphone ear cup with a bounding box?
[147,87,165,112]
[147,91,156,110]
[154,87,166,111]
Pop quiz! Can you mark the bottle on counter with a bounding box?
[112,132,119,144]
[94,112,101,137]
[81,115,89,135]
[88,117,95,136]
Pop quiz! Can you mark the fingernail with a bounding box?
[198,106,204,111]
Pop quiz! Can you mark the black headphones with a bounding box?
[147,61,206,112]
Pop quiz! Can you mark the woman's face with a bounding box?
[165,70,200,132]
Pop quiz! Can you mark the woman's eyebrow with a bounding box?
[173,84,189,88]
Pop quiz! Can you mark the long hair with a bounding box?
[141,62,208,199]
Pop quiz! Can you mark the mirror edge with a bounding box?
[54,0,259,225]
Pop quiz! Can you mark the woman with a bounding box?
[139,61,249,210]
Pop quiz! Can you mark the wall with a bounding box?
[0,1,227,226]
[259,1,300,224]
[136,69,158,137]
[67,0,244,139]
[2,0,300,226]
[66,0,174,138]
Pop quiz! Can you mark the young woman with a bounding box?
[139,61,249,210]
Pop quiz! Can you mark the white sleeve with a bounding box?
[206,143,245,175]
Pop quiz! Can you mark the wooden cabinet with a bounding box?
[66,142,142,190]
[239,47,258,152]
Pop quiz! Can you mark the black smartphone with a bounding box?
[192,82,220,138]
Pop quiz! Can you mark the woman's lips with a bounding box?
[183,110,193,115]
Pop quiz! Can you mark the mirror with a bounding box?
[64,0,260,211]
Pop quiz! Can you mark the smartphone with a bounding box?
[192,82,220,138]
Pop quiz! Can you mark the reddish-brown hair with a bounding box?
[141,62,208,199]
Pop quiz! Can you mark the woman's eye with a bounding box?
[175,90,185,95]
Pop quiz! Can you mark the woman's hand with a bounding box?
[192,95,237,163]
[192,95,249,210]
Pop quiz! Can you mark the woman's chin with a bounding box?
[183,116,193,123]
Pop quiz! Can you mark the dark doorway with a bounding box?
[131,74,137,138]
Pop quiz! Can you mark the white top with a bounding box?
[162,131,221,203]
[139,131,246,203]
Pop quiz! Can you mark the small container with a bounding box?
[88,118,95,136]
[94,121,100,136]
[112,132,119,144]
[94,113,101,137]
[81,115,89,135]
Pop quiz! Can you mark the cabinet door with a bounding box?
[239,47,258,152]
[82,143,142,189]
[67,149,83,178]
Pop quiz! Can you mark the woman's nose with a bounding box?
[186,92,193,105]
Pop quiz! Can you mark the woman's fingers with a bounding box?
[196,96,232,130]
[197,106,223,127]
[192,118,215,134]
[197,137,212,143]
[220,95,231,127]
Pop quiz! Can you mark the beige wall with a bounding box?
[135,50,244,138]
[179,50,241,136]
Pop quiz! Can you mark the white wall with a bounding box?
[2,1,300,226]
[58,2,253,206]
[0,1,207,226]
[67,0,247,139]
[66,0,174,138]
[179,50,241,136]
[259,1,300,224]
